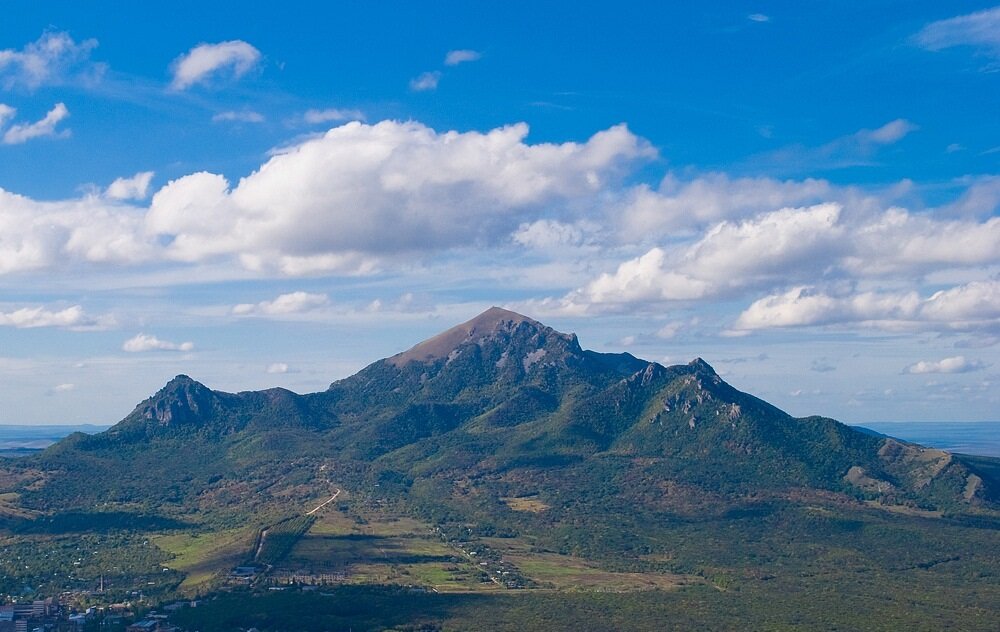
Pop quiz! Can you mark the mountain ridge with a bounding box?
[7,307,999,518]
[0,306,997,626]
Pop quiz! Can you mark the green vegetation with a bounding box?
[0,309,995,628]
[254,515,315,565]
[155,528,252,592]
[169,582,1000,632]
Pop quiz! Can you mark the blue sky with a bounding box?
[0,1,997,424]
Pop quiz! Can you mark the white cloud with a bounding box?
[747,119,918,173]
[748,14,770,23]
[732,286,919,330]
[846,211,1000,275]
[3,103,69,144]
[615,172,832,241]
[680,203,845,286]
[444,49,482,65]
[565,204,845,311]
[266,362,289,374]
[1,120,648,277]
[0,104,15,128]
[905,356,986,375]
[0,31,103,90]
[861,119,918,145]
[410,71,441,91]
[146,120,651,273]
[0,186,153,273]
[52,383,75,393]
[0,305,90,328]
[512,220,594,249]
[303,108,365,124]
[232,291,330,316]
[562,190,1000,315]
[122,333,194,353]
[656,321,684,339]
[170,40,262,90]
[939,175,1000,219]
[212,110,265,123]
[920,279,1000,324]
[915,7,1000,59]
[571,247,711,307]
[732,278,1000,332]
[105,171,154,201]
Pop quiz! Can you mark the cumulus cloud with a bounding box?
[0,31,103,90]
[410,71,441,91]
[512,220,595,249]
[444,49,482,65]
[266,362,290,374]
[0,187,153,273]
[915,7,1000,60]
[105,171,154,201]
[170,40,262,90]
[904,356,986,375]
[1,114,997,352]
[51,383,76,393]
[2,103,70,144]
[846,211,1000,276]
[145,120,651,273]
[0,120,648,277]
[732,279,1000,333]
[122,333,194,352]
[571,247,711,307]
[937,175,1000,219]
[212,110,265,123]
[303,108,365,124]
[615,172,833,241]
[0,305,91,328]
[560,192,1000,315]
[232,291,330,316]
[565,204,845,311]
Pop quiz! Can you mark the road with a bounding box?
[306,488,342,515]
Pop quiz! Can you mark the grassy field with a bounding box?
[154,528,252,592]
[502,495,551,513]
[271,496,699,594]
[485,537,696,591]
[0,492,38,519]
[278,503,491,591]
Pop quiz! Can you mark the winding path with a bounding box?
[306,488,342,515]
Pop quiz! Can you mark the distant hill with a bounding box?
[0,424,110,449]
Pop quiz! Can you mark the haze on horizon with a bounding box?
[0,1,997,425]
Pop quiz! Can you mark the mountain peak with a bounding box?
[137,374,217,426]
[165,374,199,387]
[687,357,717,375]
[388,307,563,367]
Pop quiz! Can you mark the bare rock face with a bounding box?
[386,307,579,368]
[139,375,218,426]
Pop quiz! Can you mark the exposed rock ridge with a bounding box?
[387,306,577,367]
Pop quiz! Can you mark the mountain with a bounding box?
[11,306,995,519]
[1,307,998,629]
